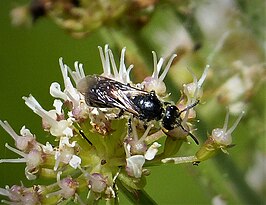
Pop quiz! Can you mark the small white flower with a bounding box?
[144,142,161,160]
[23,95,73,137]
[108,47,133,84]
[195,0,235,40]
[57,176,78,199]
[58,58,83,106]
[50,120,73,137]
[233,61,264,92]
[69,155,81,169]
[217,75,244,102]
[42,142,54,154]
[0,187,10,200]
[46,172,78,199]
[60,136,76,147]
[124,121,160,177]
[53,58,92,121]
[126,120,154,155]
[126,155,145,178]
[212,111,244,146]
[68,61,86,85]
[0,120,37,151]
[54,137,76,171]
[50,82,68,101]
[177,65,209,121]
[53,99,64,115]
[183,65,209,103]
[142,52,177,96]
[99,45,133,84]
[0,143,43,180]
[89,173,107,193]
[0,185,41,205]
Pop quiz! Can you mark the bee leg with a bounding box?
[79,130,93,145]
[143,122,148,130]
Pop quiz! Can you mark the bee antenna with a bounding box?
[187,132,199,145]
[178,123,199,145]
[180,100,200,114]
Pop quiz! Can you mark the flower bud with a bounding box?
[126,155,145,178]
[89,173,107,193]
[0,185,41,205]
[196,111,244,162]
[58,177,78,199]
[142,52,177,96]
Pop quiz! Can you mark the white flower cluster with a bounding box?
[1,44,232,205]
[0,57,89,179]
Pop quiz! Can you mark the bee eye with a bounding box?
[166,105,178,112]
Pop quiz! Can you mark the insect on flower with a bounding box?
[77,75,199,144]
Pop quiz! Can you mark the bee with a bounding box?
[77,75,199,144]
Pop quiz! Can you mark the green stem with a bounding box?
[117,180,158,205]
[87,190,100,205]
[161,155,198,164]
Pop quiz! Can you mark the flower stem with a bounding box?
[117,180,157,205]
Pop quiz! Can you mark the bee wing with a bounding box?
[112,89,140,116]
[77,75,144,116]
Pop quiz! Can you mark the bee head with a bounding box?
[162,103,200,145]
[162,105,180,130]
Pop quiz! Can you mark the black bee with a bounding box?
[77,75,199,144]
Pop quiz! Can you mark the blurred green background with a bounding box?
[0,0,265,204]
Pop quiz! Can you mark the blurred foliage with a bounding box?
[0,0,265,204]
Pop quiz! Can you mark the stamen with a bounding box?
[138,124,153,143]
[152,51,158,78]
[207,31,231,64]
[131,120,138,141]
[59,58,69,88]
[108,49,119,77]
[98,45,111,76]
[119,47,126,76]
[198,65,210,88]
[159,54,177,82]
[0,120,18,141]
[5,143,26,158]
[222,111,230,133]
[226,111,244,135]
[0,158,26,163]
[156,58,164,76]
